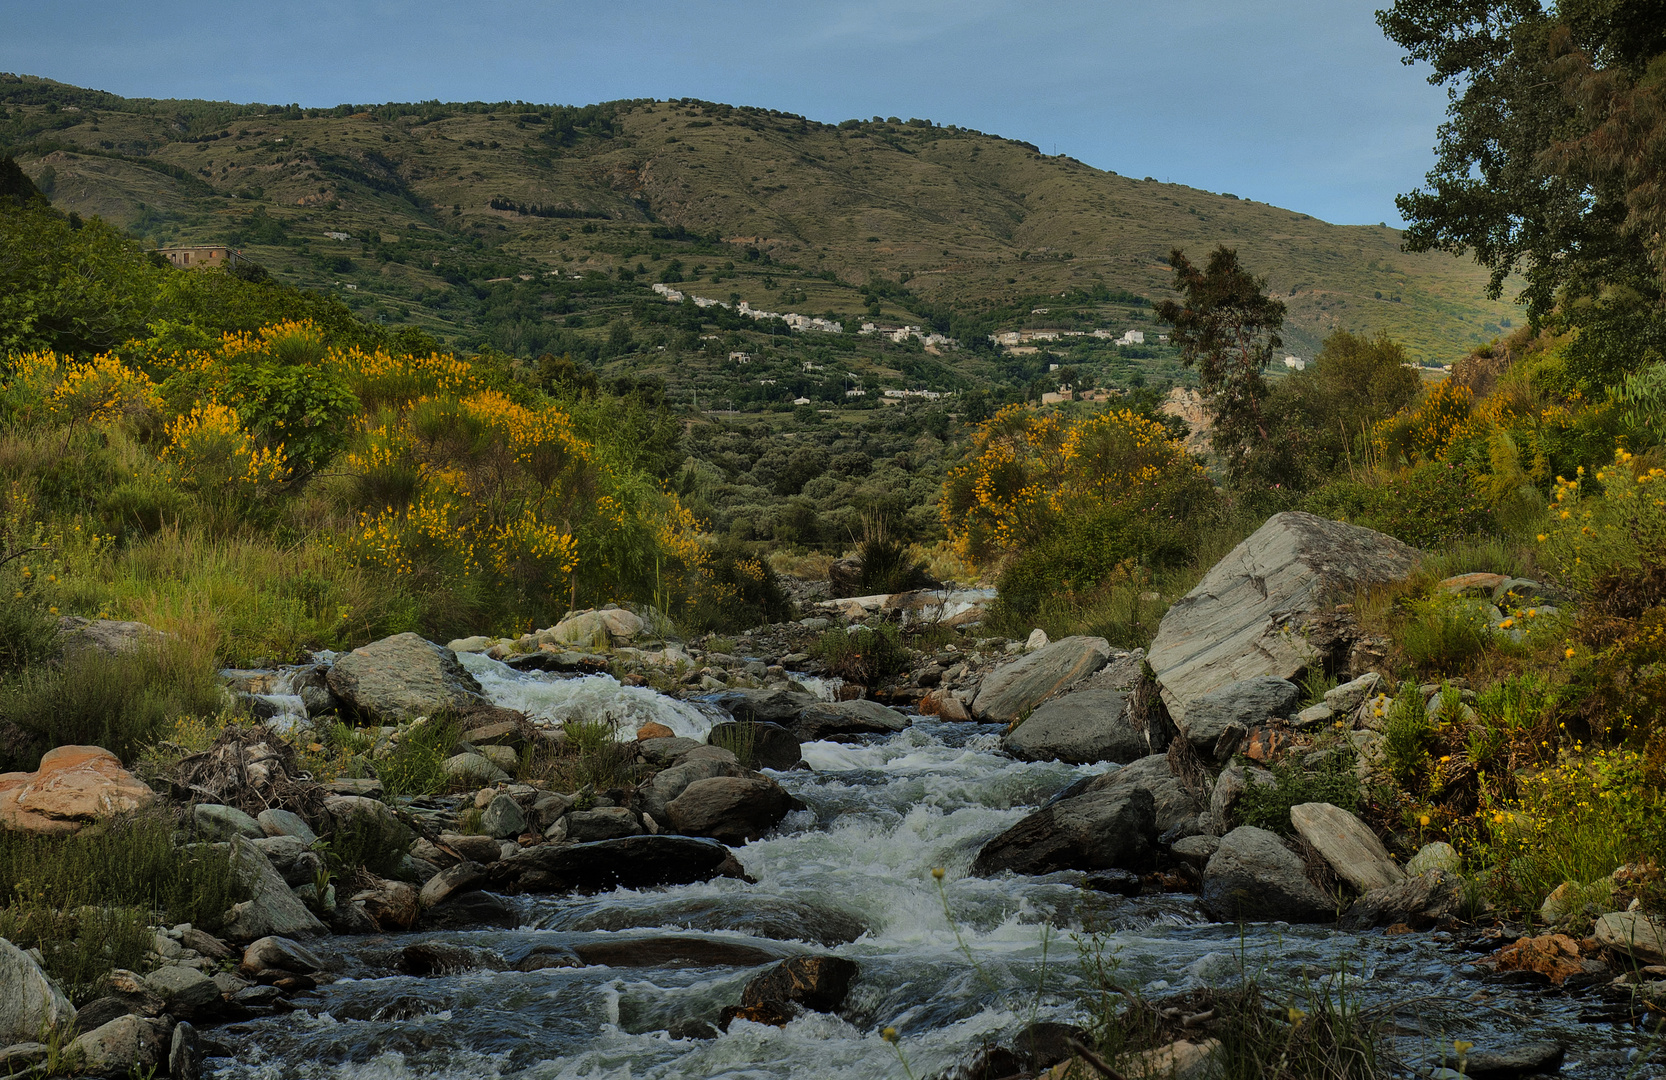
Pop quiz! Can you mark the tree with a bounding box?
[1154,245,1286,479]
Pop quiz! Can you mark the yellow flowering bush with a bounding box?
[1538,448,1666,593]
[162,400,287,515]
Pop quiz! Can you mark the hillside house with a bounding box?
[158,246,242,270]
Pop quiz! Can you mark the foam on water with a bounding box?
[458,652,723,739]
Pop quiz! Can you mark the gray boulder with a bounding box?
[709,688,819,723]
[1595,911,1666,965]
[418,861,488,909]
[971,786,1155,877]
[0,938,74,1044]
[143,965,220,1015]
[192,803,264,842]
[325,632,487,723]
[1003,688,1163,765]
[666,776,794,844]
[566,807,644,842]
[480,794,527,840]
[636,736,704,767]
[791,699,909,741]
[241,935,327,975]
[971,636,1112,722]
[55,616,165,661]
[256,808,318,844]
[1086,754,1208,834]
[443,752,510,785]
[324,795,416,854]
[221,836,328,941]
[69,1014,165,1077]
[248,835,324,887]
[638,758,749,822]
[1210,764,1276,830]
[1201,826,1335,923]
[1147,512,1420,723]
[1177,677,1301,754]
[1289,802,1402,894]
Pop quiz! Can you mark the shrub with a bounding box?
[537,717,640,791]
[810,621,911,684]
[854,516,932,595]
[1303,460,1494,548]
[1396,593,1494,671]
[683,542,791,633]
[376,717,463,798]
[1235,748,1362,834]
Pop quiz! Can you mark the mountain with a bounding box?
[1,73,1517,366]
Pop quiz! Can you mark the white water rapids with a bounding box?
[209,660,1651,1079]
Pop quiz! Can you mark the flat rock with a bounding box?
[708,687,819,723]
[1148,512,1420,722]
[325,632,486,723]
[790,699,909,741]
[143,965,220,1014]
[972,787,1155,876]
[1595,911,1666,964]
[566,806,644,842]
[1289,802,1403,893]
[970,636,1112,722]
[0,745,156,835]
[1003,687,1163,765]
[438,832,503,863]
[0,938,75,1044]
[1201,826,1335,923]
[443,752,510,785]
[241,935,327,976]
[491,835,741,893]
[418,861,488,909]
[1431,1040,1565,1080]
[667,775,793,845]
[1177,677,1300,754]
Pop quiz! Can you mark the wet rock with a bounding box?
[170,1020,201,1080]
[352,877,421,931]
[492,835,742,893]
[510,944,583,971]
[69,1014,165,1077]
[741,955,859,1013]
[480,793,527,839]
[1339,870,1465,931]
[1003,687,1164,765]
[1595,910,1666,964]
[256,808,318,844]
[1430,1040,1565,1080]
[193,803,264,841]
[222,836,328,941]
[1491,934,1585,985]
[637,736,703,767]
[398,942,501,976]
[0,937,75,1044]
[1406,841,1461,876]
[1201,826,1335,923]
[791,698,909,741]
[709,687,819,723]
[419,860,488,909]
[970,636,1112,723]
[438,832,503,863]
[1177,677,1301,755]
[230,984,282,1008]
[1084,869,1143,896]
[667,775,794,844]
[0,745,156,835]
[1148,512,1420,723]
[1289,802,1403,893]
[707,721,803,771]
[668,1018,721,1040]
[443,752,510,785]
[143,965,219,1015]
[719,1000,795,1030]
[325,632,486,724]
[572,936,788,969]
[241,936,326,976]
[638,758,749,822]
[1086,754,1209,834]
[972,787,1155,877]
[418,889,518,930]
[567,806,645,842]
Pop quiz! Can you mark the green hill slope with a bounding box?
[1,74,1517,366]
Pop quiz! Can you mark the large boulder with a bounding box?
[491,835,742,893]
[667,776,794,844]
[551,607,646,647]
[1595,911,1666,965]
[1289,802,1403,894]
[1175,677,1301,754]
[1201,826,1335,923]
[971,637,1112,722]
[790,699,908,742]
[69,1014,166,1077]
[1086,754,1208,834]
[1147,512,1420,722]
[0,746,156,835]
[221,835,328,941]
[325,632,486,723]
[638,758,750,822]
[54,616,165,660]
[709,688,819,724]
[1339,870,1465,931]
[1003,688,1164,765]
[741,956,859,1014]
[0,938,75,1044]
[972,786,1155,877]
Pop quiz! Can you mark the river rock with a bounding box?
[69,1014,165,1077]
[419,890,518,931]
[741,956,859,1014]
[667,776,793,844]
[256,808,318,844]
[1177,677,1301,754]
[972,786,1155,877]
[55,615,165,660]
[170,1021,201,1080]
[222,836,327,941]
[551,607,645,647]
[1201,826,1335,923]
[1595,911,1666,964]
[970,636,1112,722]
[418,861,488,909]
[248,835,324,887]
[241,936,326,977]
[1147,512,1420,723]
[492,835,741,893]
[0,938,74,1044]
[1086,754,1208,834]
[324,794,416,854]
[443,752,510,785]
[0,745,156,835]
[325,632,486,723]
[1338,870,1465,930]
[572,936,788,969]
[637,736,704,767]
[707,721,803,771]
[192,803,264,841]
[709,687,819,723]
[566,806,644,842]
[1209,763,1275,829]
[1289,802,1403,893]
[143,965,220,1015]
[398,941,502,976]
[481,793,527,839]
[353,877,421,930]
[1405,841,1461,876]
[791,699,909,741]
[638,758,749,822]
[438,832,502,863]
[1002,687,1161,765]
[1448,1041,1566,1080]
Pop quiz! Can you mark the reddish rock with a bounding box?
[1241,727,1285,763]
[1494,933,1584,985]
[0,746,155,834]
[637,722,676,740]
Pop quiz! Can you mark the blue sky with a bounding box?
[0,1,1445,226]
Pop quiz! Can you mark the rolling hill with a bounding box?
[0,73,1517,368]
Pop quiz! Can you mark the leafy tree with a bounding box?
[1154,245,1286,480]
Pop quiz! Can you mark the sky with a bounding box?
[0,1,1449,226]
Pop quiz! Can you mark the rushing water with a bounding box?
[210,664,1658,1079]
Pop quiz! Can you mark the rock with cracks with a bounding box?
[0,745,156,835]
[1003,687,1164,765]
[972,786,1155,877]
[1201,826,1335,923]
[970,636,1112,723]
[221,835,327,942]
[1289,802,1403,894]
[1175,677,1301,754]
[0,938,75,1045]
[1147,512,1420,723]
[325,632,487,723]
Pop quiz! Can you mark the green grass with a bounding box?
[809,620,911,683]
[376,717,464,799]
[1235,747,1363,835]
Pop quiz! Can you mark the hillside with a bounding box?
[0,74,1517,370]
